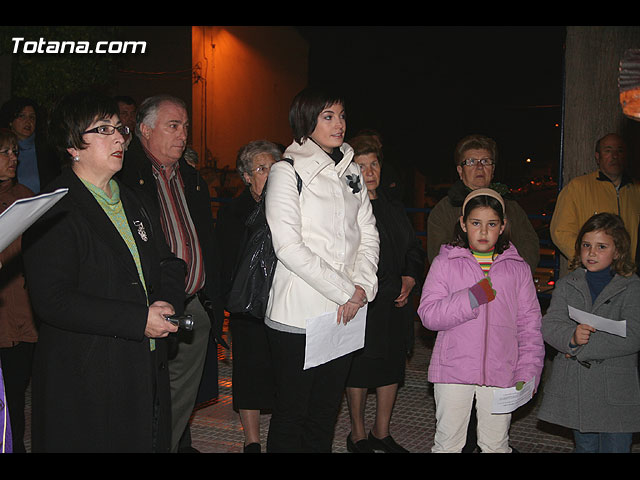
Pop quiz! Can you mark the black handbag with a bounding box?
[226,159,301,318]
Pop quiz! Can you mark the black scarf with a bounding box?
[310,138,344,165]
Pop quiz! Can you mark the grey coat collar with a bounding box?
[565,268,629,311]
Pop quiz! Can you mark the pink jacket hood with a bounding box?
[418,243,544,390]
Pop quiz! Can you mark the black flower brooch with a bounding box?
[346,174,362,194]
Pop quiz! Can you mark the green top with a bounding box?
[81,178,154,350]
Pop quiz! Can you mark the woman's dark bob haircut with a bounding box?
[0,96,39,130]
[48,91,120,164]
[289,87,345,145]
[450,193,511,256]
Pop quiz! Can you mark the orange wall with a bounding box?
[192,26,308,170]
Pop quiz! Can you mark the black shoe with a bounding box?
[347,433,375,453]
[243,442,261,453]
[368,431,409,453]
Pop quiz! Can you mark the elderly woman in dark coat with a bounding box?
[22,92,186,453]
[216,140,281,453]
[426,134,539,273]
[345,135,425,453]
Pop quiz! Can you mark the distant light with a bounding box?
[526,158,532,163]
[547,280,555,286]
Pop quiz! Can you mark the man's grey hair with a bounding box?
[135,94,187,138]
[237,140,283,185]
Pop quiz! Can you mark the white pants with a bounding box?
[432,383,512,453]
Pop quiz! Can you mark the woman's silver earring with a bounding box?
[73,155,80,162]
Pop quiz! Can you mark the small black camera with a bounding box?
[165,314,194,331]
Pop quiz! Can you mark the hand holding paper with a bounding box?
[338,285,367,325]
[305,305,367,370]
[573,323,596,345]
[337,302,361,325]
[492,377,535,414]
[568,305,626,338]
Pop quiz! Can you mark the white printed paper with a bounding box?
[0,188,68,252]
[568,305,626,338]
[491,377,535,414]
[303,305,367,370]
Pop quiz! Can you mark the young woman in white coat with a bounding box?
[264,87,380,452]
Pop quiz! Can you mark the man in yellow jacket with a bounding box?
[551,133,640,262]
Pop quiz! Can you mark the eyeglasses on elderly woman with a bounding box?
[459,157,495,167]
[0,147,18,157]
[251,164,272,176]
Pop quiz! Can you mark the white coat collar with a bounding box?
[284,139,354,185]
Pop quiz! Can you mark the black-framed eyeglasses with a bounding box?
[83,125,130,136]
[460,157,495,167]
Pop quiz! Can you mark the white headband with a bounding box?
[462,188,506,213]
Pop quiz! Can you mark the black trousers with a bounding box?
[266,327,352,453]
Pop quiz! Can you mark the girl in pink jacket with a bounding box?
[418,188,544,453]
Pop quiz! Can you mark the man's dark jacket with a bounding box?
[117,137,227,370]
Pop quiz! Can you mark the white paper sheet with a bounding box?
[568,305,626,338]
[491,377,535,414]
[303,305,367,370]
[0,188,68,252]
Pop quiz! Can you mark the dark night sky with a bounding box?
[296,26,566,189]
[3,24,566,195]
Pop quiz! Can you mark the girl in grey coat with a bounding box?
[538,213,640,452]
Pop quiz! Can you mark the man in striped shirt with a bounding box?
[118,94,224,453]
